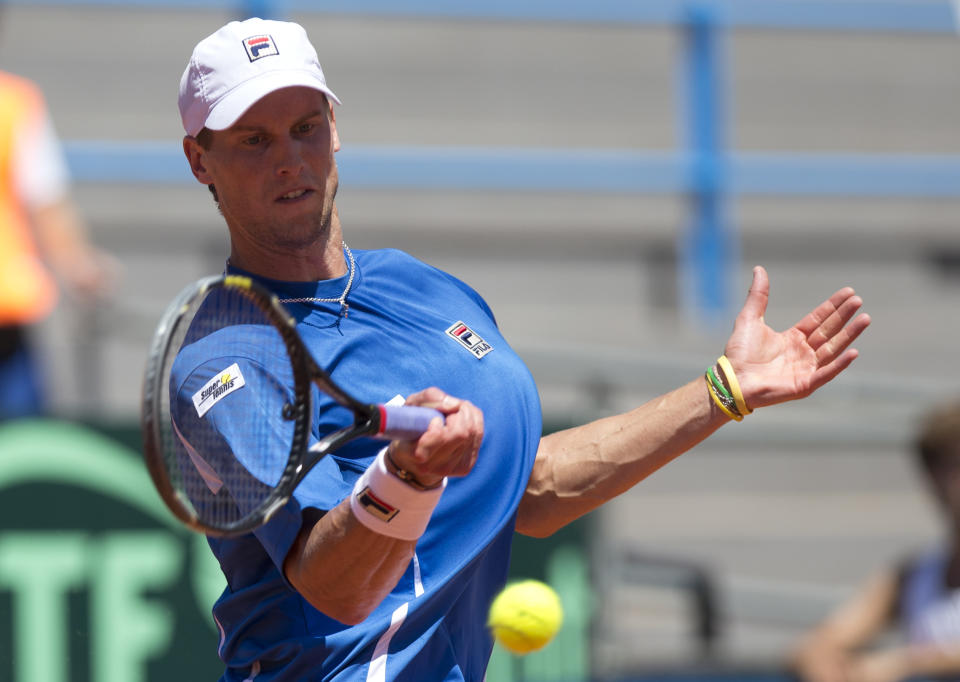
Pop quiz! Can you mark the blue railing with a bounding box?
[21,0,960,319]
[63,144,960,198]
[16,0,959,33]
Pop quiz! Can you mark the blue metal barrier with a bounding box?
[65,142,960,197]
[14,0,960,33]
[681,5,732,322]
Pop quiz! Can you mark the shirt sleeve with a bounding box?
[172,350,351,576]
[12,104,70,208]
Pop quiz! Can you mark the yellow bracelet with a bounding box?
[717,355,752,415]
[705,373,743,422]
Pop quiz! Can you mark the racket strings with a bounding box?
[158,284,301,532]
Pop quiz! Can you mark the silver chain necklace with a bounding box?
[278,242,355,318]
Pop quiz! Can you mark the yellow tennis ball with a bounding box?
[487,579,564,655]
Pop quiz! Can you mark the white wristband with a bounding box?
[350,448,446,541]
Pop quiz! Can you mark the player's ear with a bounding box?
[329,105,340,153]
[183,135,214,184]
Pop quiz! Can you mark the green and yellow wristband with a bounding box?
[704,355,752,422]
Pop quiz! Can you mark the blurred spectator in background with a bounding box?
[0,70,116,420]
[792,401,960,682]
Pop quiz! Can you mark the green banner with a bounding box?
[0,419,224,681]
[0,418,592,681]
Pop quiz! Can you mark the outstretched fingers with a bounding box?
[727,272,871,408]
[794,287,864,350]
[790,286,870,395]
[814,308,871,366]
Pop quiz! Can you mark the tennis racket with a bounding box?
[141,274,442,537]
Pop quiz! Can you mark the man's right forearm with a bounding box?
[282,388,481,624]
[283,502,416,625]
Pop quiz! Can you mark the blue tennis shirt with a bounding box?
[172,249,542,681]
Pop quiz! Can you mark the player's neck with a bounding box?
[228,214,348,283]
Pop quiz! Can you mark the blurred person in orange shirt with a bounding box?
[0,70,115,419]
[792,401,960,682]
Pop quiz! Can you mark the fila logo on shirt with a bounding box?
[243,34,279,62]
[445,321,493,359]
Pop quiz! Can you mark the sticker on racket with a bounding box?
[141,274,442,537]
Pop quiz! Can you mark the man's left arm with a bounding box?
[846,641,960,682]
[517,265,871,538]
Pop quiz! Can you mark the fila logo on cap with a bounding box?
[445,321,493,359]
[243,34,279,62]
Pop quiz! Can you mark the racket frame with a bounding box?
[141,275,392,537]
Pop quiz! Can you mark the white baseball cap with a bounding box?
[179,18,341,137]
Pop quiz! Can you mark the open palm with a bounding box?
[723,266,871,410]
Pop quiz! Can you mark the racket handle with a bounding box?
[377,405,444,440]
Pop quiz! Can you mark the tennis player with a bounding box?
[178,18,871,681]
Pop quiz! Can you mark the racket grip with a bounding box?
[377,405,444,440]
